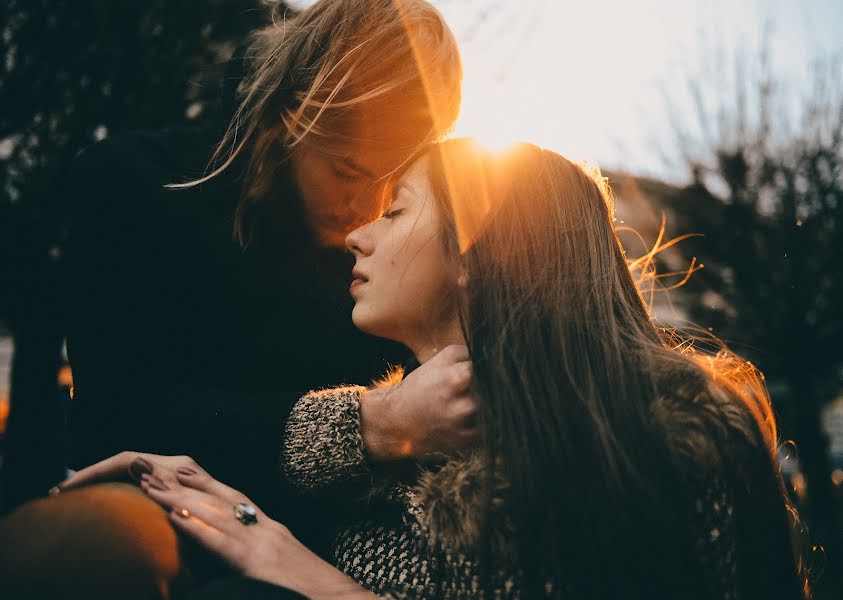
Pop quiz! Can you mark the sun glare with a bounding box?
[452,109,524,153]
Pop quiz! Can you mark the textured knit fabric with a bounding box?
[282,386,370,491]
[282,388,741,599]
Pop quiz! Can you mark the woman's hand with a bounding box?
[140,466,374,599]
[50,452,201,495]
[361,345,479,462]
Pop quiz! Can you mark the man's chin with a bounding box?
[316,227,351,248]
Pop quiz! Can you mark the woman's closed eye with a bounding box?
[382,207,404,219]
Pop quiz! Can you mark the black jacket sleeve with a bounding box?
[62,132,304,518]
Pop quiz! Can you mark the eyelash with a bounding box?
[382,208,403,219]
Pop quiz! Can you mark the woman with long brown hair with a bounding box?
[118,139,807,598]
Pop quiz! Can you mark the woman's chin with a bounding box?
[350,307,379,336]
[351,309,401,344]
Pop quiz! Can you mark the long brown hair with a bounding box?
[172,0,462,245]
[423,139,807,598]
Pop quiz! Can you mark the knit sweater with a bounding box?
[280,387,740,599]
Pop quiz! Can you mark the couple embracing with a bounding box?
[0,1,807,599]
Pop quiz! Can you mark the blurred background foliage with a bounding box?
[668,54,843,558]
[1,0,268,331]
[0,0,269,509]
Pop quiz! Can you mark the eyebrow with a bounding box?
[393,181,418,199]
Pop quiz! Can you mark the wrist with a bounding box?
[359,386,403,462]
[254,563,369,600]
[257,548,370,599]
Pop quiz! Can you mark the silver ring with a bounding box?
[233,502,258,526]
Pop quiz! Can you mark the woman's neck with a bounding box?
[409,319,465,364]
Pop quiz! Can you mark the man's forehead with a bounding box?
[336,139,409,179]
[336,112,430,177]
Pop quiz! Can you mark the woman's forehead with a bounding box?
[393,155,431,195]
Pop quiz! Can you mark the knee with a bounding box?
[0,483,181,599]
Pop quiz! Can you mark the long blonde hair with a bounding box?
[173,0,462,244]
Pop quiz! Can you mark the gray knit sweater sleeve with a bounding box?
[281,386,371,491]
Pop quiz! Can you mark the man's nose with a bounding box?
[348,177,386,215]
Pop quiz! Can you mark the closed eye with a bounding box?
[382,207,404,219]
[333,164,358,181]
[332,159,367,181]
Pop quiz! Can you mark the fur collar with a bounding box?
[412,451,516,558]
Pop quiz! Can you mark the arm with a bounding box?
[141,465,383,599]
[57,343,479,497]
[282,346,479,494]
[281,386,371,492]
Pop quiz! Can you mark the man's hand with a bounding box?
[360,345,479,462]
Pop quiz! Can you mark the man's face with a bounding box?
[289,138,408,248]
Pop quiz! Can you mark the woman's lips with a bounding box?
[350,267,368,294]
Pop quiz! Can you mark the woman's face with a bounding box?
[345,154,461,349]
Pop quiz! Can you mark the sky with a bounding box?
[290,0,842,183]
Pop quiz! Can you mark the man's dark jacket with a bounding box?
[63,125,403,538]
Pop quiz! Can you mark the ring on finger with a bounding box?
[233,502,258,526]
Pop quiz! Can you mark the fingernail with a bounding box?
[143,474,169,491]
[129,458,154,481]
[48,486,62,496]
[176,467,197,477]
[175,508,190,519]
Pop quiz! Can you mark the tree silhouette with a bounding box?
[664,54,842,594]
[0,0,278,509]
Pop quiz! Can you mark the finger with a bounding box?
[455,394,478,416]
[168,508,239,562]
[149,456,211,491]
[54,451,142,492]
[459,425,481,440]
[174,470,254,509]
[142,477,240,534]
[142,464,182,490]
[448,363,473,394]
[440,344,469,363]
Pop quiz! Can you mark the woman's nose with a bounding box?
[345,223,371,257]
